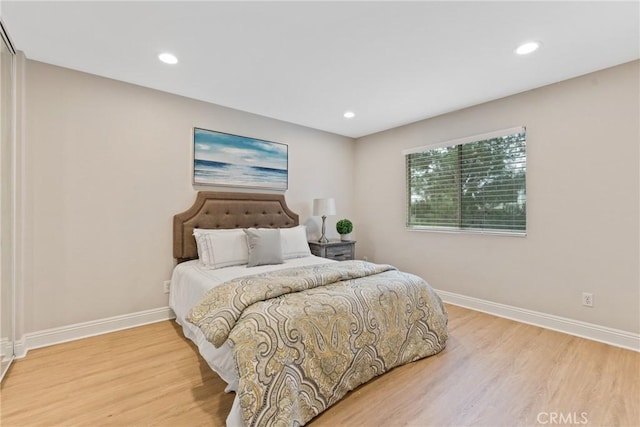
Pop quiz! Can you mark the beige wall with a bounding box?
[354,61,639,333]
[21,60,354,334]
[19,58,640,338]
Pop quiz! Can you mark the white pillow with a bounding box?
[280,225,311,259]
[193,228,249,269]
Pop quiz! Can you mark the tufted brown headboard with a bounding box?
[173,192,299,263]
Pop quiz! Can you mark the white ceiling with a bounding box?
[2,1,639,138]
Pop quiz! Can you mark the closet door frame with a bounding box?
[0,18,16,382]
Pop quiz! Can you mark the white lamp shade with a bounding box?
[313,198,336,216]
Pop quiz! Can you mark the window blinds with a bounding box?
[404,127,526,234]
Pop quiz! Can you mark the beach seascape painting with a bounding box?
[193,128,288,190]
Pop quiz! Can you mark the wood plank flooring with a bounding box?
[1,305,638,426]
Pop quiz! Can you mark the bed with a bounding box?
[170,192,448,427]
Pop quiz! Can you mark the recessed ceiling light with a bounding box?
[343,111,355,119]
[515,42,540,55]
[158,52,178,64]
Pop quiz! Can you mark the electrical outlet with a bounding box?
[163,280,171,294]
[582,292,593,307]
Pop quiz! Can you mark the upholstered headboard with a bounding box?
[173,192,299,263]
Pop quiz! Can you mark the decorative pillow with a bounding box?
[243,228,284,267]
[193,228,249,269]
[280,225,312,259]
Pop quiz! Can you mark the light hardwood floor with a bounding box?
[1,305,638,426]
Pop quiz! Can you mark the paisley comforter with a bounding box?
[188,260,448,427]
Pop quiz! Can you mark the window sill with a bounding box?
[406,226,526,237]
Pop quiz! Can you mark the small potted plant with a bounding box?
[336,219,353,241]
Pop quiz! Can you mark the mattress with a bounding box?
[169,255,335,426]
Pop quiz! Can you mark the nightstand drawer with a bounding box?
[308,240,356,261]
[326,245,353,260]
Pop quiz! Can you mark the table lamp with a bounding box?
[313,198,336,243]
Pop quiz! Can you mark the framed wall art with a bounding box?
[193,127,288,190]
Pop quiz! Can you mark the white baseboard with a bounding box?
[14,307,175,358]
[436,289,640,352]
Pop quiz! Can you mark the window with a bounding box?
[404,127,526,234]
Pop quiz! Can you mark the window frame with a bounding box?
[403,127,527,237]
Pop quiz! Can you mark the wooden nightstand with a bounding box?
[308,240,356,261]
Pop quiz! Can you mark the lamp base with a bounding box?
[318,215,329,244]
